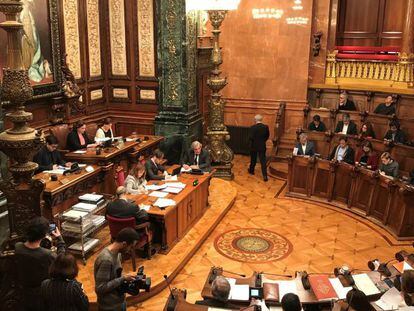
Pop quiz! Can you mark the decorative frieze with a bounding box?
[87,0,102,77]
[137,0,155,77]
[109,0,127,76]
[62,0,81,79]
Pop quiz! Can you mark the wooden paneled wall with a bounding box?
[336,0,406,46]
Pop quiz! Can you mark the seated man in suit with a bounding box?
[195,276,237,309]
[106,186,149,225]
[374,95,396,116]
[293,133,315,156]
[33,135,72,173]
[308,114,326,132]
[384,120,407,145]
[338,92,356,111]
[145,149,166,180]
[335,113,358,136]
[181,141,211,172]
[329,136,355,165]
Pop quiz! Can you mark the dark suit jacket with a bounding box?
[66,131,93,151]
[384,130,407,144]
[249,123,270,152]
[295,141,315,156]
[335,121,358,135]
[145,159,165,181]
[181,148,211,172]
[308,121,326,132]
[329,145,355,164]
[33,146,66,173]
[106,199,148,224]
[339,100,357,111]
[195,298,238,309]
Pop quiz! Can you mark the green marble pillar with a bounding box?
[155,0,202,151]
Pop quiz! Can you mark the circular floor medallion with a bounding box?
[214,228,292,263]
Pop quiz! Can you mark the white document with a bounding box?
[162,187,183,194]
[126,138,135,142]
[402,261,414,271]
[145,184,167,191]
[374,287,407,310]
[293,147,299,156]
[353,273,380,296]
[79,193,104,202]
[164,175,178,181]
[44,169,65,175]
[73,150,86,154]
[85,166,94,173]
[229,284,249,301]
[269,307,283,311]
[72,202,96,212]
[329,278,352,299]
[225,278,236,286]
[181,166,192,173]
[138,204,151,211]
[153,198,176,208]
[78,164,87,168]
[149,191,169,198]
[63,209,88,220]
[95,137,111,143]
[163,182,186,189]
[276,280,298,300]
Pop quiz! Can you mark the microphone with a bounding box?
[260,272,293,278]
[163,275,175,300]
[223,270,246,278]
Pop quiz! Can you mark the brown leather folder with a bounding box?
[263,282,279,302]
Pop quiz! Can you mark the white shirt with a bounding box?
[341,123,349,135]
[301,144,307,155]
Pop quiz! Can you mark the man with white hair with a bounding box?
[338,92,356,111]
[195,276,237,308]
[181,140,211,172]
[248,114,270,181]
[293,133,315,156]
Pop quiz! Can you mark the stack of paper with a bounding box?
[162,187,183,194]
[228,284,249,301]
[153,198,176,208]
[72,202,97,212]
[90,215,105,227]
[353,273,381,296]
[44,169,65,175]
[275,280,298,300]
[62,209,89,221]
[329,278,353,299]
[62,220,93,233]
[145,184,167,191]
[375,287,407,310]
[79,193,104,203]
[164,182,186,189]
[149,191,169,198]
[68,238,99,252]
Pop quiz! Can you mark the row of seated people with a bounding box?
[195,274,414,311]
[327,92,397,115]
[294,133,414,181]
[309,113,410,145]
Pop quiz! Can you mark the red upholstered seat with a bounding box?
[335,46,400,61]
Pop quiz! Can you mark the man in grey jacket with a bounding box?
[94,227,140,311]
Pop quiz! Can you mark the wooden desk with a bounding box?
[127,171,212,252]
[33,165,103,219]
[287,156,414,239]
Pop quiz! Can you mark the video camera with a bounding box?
[119,266,151,296]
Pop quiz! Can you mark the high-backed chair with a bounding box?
[86,123,98,140]
[50,124,71,153]
[106,215,153,271]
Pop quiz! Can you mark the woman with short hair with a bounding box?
[41,253,89,311]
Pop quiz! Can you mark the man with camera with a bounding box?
[14,216,66,311]
[94,227,142,311]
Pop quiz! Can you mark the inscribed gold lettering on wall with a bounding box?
[109,0,127,76]
[87,0,102,77]
[137,0,155,77]
[91,89,103,100]
[113,88,129,98]
[140,89,156,100]
[62,0,81,79]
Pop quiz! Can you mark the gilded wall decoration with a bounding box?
[62,0,82,79]
[87,0,102,77]
[90,89,103,100]
[113,88,129,98]
[109,0,127,76]
[140,89,156,100]
[137,0,155,77]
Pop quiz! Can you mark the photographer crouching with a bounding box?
[94,227,151,311]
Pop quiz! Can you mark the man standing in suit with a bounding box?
[248,114,270,181]
[181,141,211,172]
[106,186,149,225]
[335,113,358,136]
[294,133,315,156]
[145,149,166,180]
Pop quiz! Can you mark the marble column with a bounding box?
[401,0,414,54]
[155,0,202,153]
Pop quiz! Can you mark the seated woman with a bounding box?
[41,253,89,311]
[66,121,96,151]
[355,141,378,170]
[95,117,114,141]
[359,122,376,139]
[308,115,326,132]
[374,95,396,116]
[379,152,399,178]
[124,163,147,195]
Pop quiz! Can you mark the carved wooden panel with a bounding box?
[62,0,82,79]
[311,161,331,198]
[109,0,127,76]
[137,0,155,77]
[371,182,390,220]
[332,165,353,204]
[86,0,102,77]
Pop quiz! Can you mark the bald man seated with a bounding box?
[195,276,238,309]
[181,141,211,172]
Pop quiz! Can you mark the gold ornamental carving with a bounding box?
[87,0,102,77]
[109,0,127,76]
[62,0,82,79]
[137,0,155,77]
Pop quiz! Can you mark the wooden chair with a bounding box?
[106,215,153,271]
[50,124,71,153]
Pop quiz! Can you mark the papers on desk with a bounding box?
[181,166,192,173]
[329,278,352,299]
[138,204,151,211]
[79,193,104,203]
[393,261,414,273]
[162,187,183,194]
[276,280,298,300]
[375,287,407,310]
[126,138,135,142]
[229,284,249,301]
[353,273,381,296]
[73,150,86,154]
[164,175,178,181]
[153,198,176,208]
[149,191,169,198]
[163,182,186,189]
[145,184,167,191]
[44,169,65,175]
[95,137,111,143]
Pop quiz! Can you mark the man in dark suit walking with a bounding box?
[181,141,211,172]
[248,114,270,181]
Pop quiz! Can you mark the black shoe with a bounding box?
[263,177,268,182]
[248,169,254,175]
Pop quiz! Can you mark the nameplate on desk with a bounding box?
[60,178,70,185]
